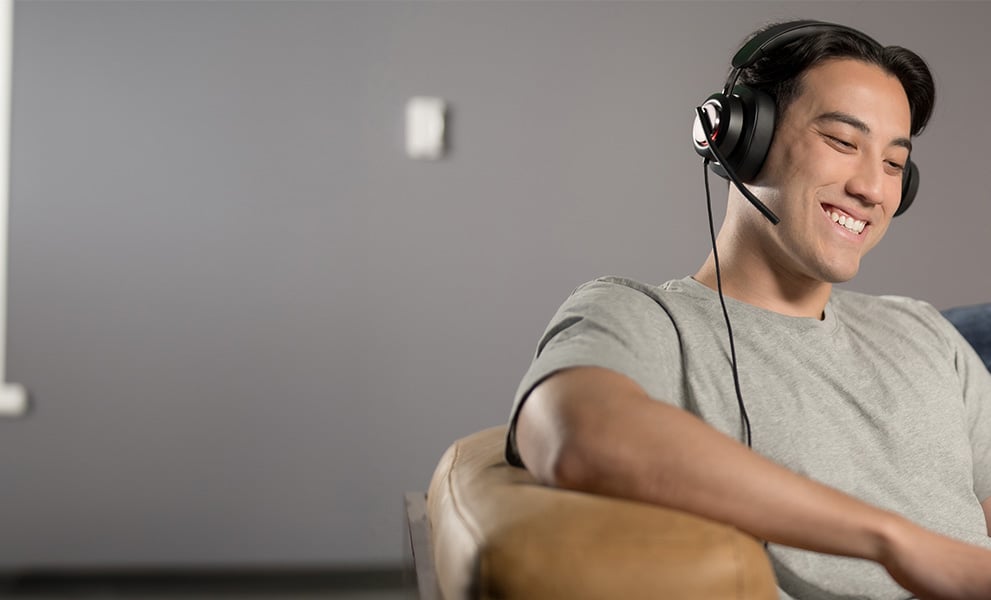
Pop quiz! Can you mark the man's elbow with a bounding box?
[516,367,654,492]
[516,404,601,492]
[544,438,602,491]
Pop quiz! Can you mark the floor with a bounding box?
[0,568,417,599]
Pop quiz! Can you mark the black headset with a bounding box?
[691,20,919,219]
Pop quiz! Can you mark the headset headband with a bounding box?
[723,21,883,95]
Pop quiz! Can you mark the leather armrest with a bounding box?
[427,426,777,599]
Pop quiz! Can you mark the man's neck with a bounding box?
[693,254,832,320]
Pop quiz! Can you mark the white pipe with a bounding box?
[0,0,27,418]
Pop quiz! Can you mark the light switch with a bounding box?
[406,97,447,160]
[0,383,28,418]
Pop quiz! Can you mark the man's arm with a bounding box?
[516,366,991,600]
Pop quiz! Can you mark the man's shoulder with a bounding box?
[575,275,666,295]
[571,275,701,303]
[831,288,949,337]
[563,275,714,317]
[831,287,937,316]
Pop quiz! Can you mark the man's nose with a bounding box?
[845,158,887,206]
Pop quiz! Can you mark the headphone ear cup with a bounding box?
[692,87,776,182]
[730,86,776,182]
[693,92,744,168]
[895,159,918,217]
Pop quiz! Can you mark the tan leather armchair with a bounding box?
[407,425,777,599]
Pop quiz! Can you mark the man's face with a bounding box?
[746,58,912,284]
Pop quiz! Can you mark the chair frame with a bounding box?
[405,492,441,599]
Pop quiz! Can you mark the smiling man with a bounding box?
[507,21,991,599]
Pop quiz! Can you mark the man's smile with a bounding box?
[822,203,869,236]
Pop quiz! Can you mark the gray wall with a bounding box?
[2,0,988,568]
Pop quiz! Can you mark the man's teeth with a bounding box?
[829,211,866,234]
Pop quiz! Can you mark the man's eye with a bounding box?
[886,160,905,173]
[826,135,855,149]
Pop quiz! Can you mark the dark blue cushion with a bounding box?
[942,303,991,372]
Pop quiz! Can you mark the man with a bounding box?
[506,21,991,599]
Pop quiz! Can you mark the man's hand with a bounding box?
[880,517,991,600]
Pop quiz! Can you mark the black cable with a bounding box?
[702,158,753,448]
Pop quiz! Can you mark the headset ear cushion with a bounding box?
[895,159,918,217]
[730,86,776,182]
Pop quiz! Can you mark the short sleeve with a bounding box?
[945,312,991,501]
[504,278,683,467]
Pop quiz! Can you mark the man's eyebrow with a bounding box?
[814,111,912,152]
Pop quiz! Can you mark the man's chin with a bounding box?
[822,266,860,285]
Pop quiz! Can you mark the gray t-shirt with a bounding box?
[506,276,991,599]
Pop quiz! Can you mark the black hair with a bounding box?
[736,23,935,136]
